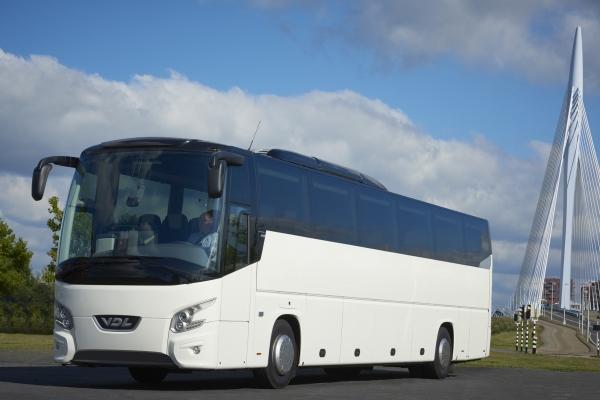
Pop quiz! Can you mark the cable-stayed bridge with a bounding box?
[512,26,600,346]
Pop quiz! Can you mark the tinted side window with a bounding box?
[223,204,249,274]
[256,157,308,235]
[433,210,465,264]
[357,190,395,251]
[463,217,491,267]
[309,173,356,244]
[228,159,252,205]
[396,198,434,258]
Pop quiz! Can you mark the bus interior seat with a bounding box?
[159,214,189,243]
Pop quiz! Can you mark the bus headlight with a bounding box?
[170,298,216,333]
[54,302,74,330]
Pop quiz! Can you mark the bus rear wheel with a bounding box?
[423,327,452,379]
[253,319,299,389]
[128,367,168,384]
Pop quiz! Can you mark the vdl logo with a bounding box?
[95,315,141,331]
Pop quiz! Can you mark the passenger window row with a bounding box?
[256,156,492,268]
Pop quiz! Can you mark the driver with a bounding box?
[188,210,219,267]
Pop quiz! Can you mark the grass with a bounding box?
[491,326,544,349]
[466,351,600,373]
[465,325,600,373]
[0,333,53,350]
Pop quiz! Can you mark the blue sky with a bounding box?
[2,0,600,308]
[3,0,598,155]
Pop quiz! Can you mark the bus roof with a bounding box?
[84,137,386,191]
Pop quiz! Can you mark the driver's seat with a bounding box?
[158,214,189,243]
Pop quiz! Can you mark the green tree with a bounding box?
[0,218,33,296]
[41,196,63,283]
[0,217,53,334]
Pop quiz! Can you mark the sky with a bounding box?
[1,0,600,308]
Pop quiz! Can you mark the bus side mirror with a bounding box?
[31,156,80,201]
[32,163,53,201]
[208,160,227,198]
[208,151,245,198]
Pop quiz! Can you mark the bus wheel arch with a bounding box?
[253,315,301,388]
[278,314,301,356]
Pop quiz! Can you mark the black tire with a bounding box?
[323,366,364,379]
[253,319,299,389]
[128,367,169,384]
[422,327,453,379]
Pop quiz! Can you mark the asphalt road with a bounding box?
[538,319,590,355]
[1,352,599,400]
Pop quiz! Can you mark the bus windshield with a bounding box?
[57,149,225,285]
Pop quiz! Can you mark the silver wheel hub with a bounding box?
[438,337,451,368]
[273,334,294,375]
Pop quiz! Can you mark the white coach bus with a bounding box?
[32,138,492,388]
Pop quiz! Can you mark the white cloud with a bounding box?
[0,173,69,225]
[0,173,70,274]
[0,49,554,305]
[253,0,600,88]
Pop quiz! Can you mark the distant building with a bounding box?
[543,278,560,305]
[580,281,600,310]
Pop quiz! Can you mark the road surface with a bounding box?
[538,319,590,355]
[0,350,599,399]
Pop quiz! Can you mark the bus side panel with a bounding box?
[412,262,490,311]
[468,309,490,360]
[217,266,254,368]
[217,321,249,368]
[454,309,471,361]
[301,296,343,366]
[220,265,253,321]
[249,291,306,368]
[340,300,376,364]
[257,231,414,303]
[339,300,411,365]
[409,305,457,363]
[257,231,491,365]
[411,263,490,362]
[373,302,412,362]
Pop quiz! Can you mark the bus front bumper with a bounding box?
[54,319,221,369]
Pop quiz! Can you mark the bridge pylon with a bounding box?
[513,27,600,316]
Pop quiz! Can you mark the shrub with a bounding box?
[491,317,515,335]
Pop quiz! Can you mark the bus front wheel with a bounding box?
[253,319,299,389]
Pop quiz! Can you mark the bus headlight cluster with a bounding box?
[170,298,216,333]
[54,302,74,330]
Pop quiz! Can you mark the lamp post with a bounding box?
[585,284,592,343]
[551,282,555,321]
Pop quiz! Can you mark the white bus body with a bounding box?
[34,139,492,388]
